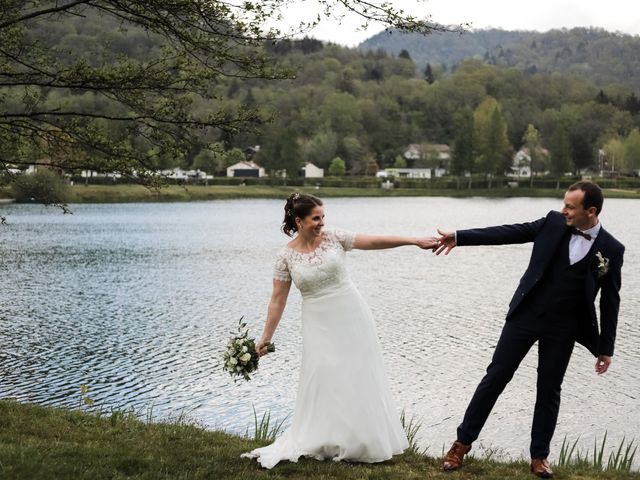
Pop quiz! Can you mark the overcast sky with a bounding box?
[280,0,640,46]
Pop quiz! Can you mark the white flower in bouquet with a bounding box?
[222,317,275,381]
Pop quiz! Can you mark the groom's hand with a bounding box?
[434,229,456,255]
[595,355,612,375]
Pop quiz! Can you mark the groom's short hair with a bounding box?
[568,181,603,215]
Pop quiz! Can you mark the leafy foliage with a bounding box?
[10,168,72,205]
[328,156,346,176]
[0,0,452,184]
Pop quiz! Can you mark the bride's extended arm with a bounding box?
[353,234,439,250]
[256,279,292,356]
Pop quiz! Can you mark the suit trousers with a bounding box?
[456,313,575,458]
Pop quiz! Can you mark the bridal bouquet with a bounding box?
[223,317,275,381]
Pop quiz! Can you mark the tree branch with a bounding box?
[0,0,94,29]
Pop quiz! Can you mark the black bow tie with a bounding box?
[570,227,592,241]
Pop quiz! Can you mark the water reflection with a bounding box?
[0,197,638,463]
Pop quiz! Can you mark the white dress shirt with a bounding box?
[569,222,601,265]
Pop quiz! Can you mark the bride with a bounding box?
[242,193,439,469]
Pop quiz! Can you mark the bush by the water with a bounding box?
[10,169,72,204]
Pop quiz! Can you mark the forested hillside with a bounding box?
[361,27,640,90]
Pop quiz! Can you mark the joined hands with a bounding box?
[433,229,456,255]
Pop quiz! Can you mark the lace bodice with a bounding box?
[274,229,356,297]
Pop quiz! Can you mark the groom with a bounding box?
[435,181,624,478]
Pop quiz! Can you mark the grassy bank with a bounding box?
[0,400,637,480]
[68,184,640,202]
[1,184,639,203]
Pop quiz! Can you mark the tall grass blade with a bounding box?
[593,431,607,470]
[606,437,637,472]
[400,409,426,455]
[251,405,287,442]
[557,434,580,466]
[559,432,636,472]
[608,435,625,470]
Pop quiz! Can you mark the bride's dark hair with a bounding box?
[282,193,323,237]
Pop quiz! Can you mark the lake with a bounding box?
[0,196,638,462]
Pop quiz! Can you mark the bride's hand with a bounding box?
[416,236,440,250]
[255,339,270,357]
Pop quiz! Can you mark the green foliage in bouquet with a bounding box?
[223,317,275,382]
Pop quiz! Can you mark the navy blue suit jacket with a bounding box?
[457,210,624,357]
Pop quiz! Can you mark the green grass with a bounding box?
[66,184,640,202]
[2,183,640,203]
[558,433,637,472]
[1,400,638,480]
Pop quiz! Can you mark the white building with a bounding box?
[301,162,324,178]
[80,170,122,179]
[226,161,265,178]
[404,143,451,162]
[7,165,40,175]
[378,168,432,179]
[160,168,212,181]
[507,148,531,178]
[403,143,451,176]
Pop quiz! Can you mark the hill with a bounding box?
[361,27,640,89]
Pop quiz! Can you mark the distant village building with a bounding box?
[507,148,532,178]
[226,161,265,178]
[377,168,432,179]
[81,170,122,179]
[404,143,450,162]
[403,143,451,177]
[6,165,37,175]
[160,168,212,181]
[507,147,549,178]
[300,162,324,178]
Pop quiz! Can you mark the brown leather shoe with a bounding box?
[531,458,554,478]
[443,441,471,471]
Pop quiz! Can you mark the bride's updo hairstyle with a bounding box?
[282,192,323,237]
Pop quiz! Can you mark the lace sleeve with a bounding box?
[332,229,356,251]
[273,249,292,282]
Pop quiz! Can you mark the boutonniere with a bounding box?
[596,251,610,277]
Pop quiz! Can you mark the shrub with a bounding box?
[10,168,72,204]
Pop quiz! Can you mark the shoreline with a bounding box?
[3,184,640,204]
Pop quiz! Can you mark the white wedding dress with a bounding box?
[242,229,408,469]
